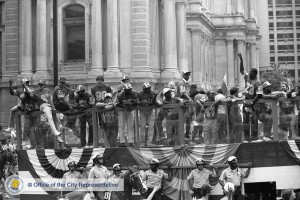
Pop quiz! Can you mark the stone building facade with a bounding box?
[0,0,260,126]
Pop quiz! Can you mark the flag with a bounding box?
[221,73,228,95]
[238,53,245,75]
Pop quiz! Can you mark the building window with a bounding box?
[277,21,293,28]
[276,0,292,5]
[269,22,274,27]
[268,11,273,16]
[63,4,85,62]
[277,33,294,39]
[276,10,292,16]
[278,56,294,62]
[268,0,273,5]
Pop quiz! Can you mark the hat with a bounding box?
[96,75,104,81]
[224,182,235,192]
[76,85,85,92]
[262,81,272,89]
[167,81,176,91]
[113,163,121,169]
[122,75,130,81]
[59,77,67,83]
[67,161,76,168]
[21,78,29,84]
[201,184,212,192]
[124,83,132,90]
[105,93,113,98]
[182,70,191,75]
[143,82,151,89]
[149,158,160,165]
[163,88,171,95]
[196,158,204,165]
[228,156,237,162]
[38,80,46,85]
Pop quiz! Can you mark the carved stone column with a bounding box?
[36,0,48,76]
[176,1,188,73]
[161,0,180,80]
[104,0,122,79]
[89,0,103,77]
[21,0,33,75]
[226,37,235,87]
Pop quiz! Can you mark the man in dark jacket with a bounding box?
[75,85,94,147]
[138,82,157,146]
[115,83,138,147]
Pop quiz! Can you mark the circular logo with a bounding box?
[5,175,24,195]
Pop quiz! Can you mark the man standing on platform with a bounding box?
[142,158,172,200]
[219,156,251,200]
[177,70,193,141]
[115,83,138,147]
[25,80,64,143]
[75,85,94,147]
[138,82,157,147]
[187,158,217,199]
[91,75,114,106]
[53,77,73,112]
[117,75,130,93]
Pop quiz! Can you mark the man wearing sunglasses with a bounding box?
[219,156,251,200]
[187,158,217,199]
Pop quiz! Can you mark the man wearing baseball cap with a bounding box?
[75,85,94,147]
[102,93,118,147]
[177,70,193,101]
[24,79,65,144]
[187,158,217,199]
[115,83,138,147]
[157,87,186,145]
[53,77,74,112]
[177,70,193,141]
[88,154,110,199]
[117,75,130,93]
[219,156,251,200]
[91,75,114,104]
[142,158,172,200]
[137,82,157,146]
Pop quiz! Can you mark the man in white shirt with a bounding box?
[219,156,251,200]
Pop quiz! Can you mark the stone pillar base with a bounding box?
[20,72,33,80]
[33,71,52,81]
[104,68,122,82]
[159,69,181,83]
[87,69,104,84]
[130,71,156,84]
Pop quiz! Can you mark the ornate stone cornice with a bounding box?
[58,0,91,8]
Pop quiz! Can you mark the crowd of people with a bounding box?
[3,62,300,149]
[56,154,297,200]
[58,154,250,200]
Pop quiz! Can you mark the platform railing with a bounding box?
[14,97,300,149]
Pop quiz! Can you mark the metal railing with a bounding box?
[14,97,300,149]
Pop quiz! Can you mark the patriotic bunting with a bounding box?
[18,144,240,200]
[280,140,300,165]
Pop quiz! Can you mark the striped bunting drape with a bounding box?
[18,144,240,200]
[280,140,300,165]
[18,148,104,197]
[128,144,240,200]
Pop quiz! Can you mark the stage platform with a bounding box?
[17,141,300,200]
